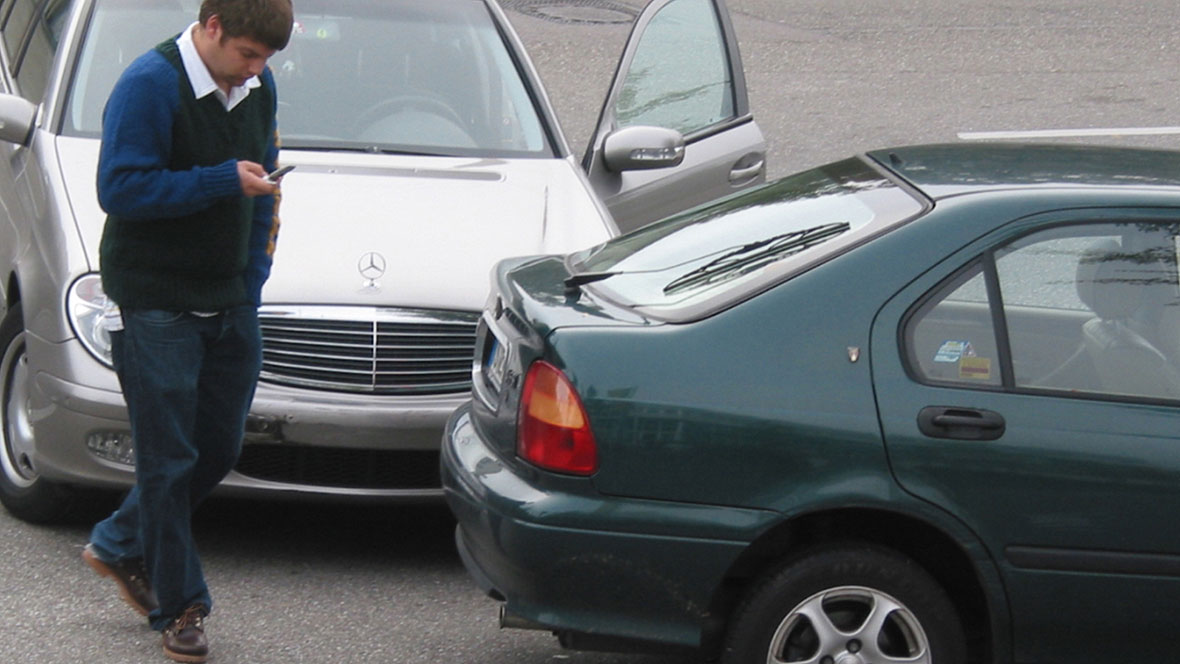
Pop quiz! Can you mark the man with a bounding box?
[81,1,293,661]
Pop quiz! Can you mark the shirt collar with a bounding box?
[176,22,260,111]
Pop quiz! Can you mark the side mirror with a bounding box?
[0,94,37,146]
[602,125,685,172]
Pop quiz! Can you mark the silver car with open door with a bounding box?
[0,0,764,523]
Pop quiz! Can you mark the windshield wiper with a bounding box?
[663,221,851,296]
[363,146,450,157]
[280,142,450,158]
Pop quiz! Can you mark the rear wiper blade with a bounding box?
[663,221,851,295]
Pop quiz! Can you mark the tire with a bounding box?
[721,543,967,664]
[0,302,82,523]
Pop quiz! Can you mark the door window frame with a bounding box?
[900,214,1180,406]
[583,0,754,168]
[3,0,43,76]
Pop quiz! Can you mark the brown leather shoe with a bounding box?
[82,543,159,616]
[162,605,208,663]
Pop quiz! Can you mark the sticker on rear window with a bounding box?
[959,356,992,380]
[934,340,973,363]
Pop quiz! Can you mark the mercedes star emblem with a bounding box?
[358,252,387,288]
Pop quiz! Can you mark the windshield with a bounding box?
[569,157,926,320]
[61,0,553,158]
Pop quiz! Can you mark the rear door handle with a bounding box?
[917,406,1006,441]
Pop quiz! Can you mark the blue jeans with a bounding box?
[89,306,261,631]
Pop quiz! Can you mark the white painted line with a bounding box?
[958,126,1180,140]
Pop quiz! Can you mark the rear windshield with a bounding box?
[60,0,553,158]
[570,157,926,320]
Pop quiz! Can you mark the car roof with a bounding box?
[868,143,1180,200]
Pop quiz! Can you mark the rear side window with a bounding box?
[906,262,1001,387]
[904,220,1180,402]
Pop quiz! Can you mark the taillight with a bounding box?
[517,361,598,475]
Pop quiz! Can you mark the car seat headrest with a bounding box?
[1076,239,1146,320]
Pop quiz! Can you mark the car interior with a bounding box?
[64,0,548,157]
[1075,237,1180,399]
[270,1,546,155]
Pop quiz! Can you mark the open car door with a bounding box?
[584,0,766,233]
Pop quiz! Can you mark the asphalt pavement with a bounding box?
[4,1,1180,662]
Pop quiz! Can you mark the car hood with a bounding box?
[57,137,613,311]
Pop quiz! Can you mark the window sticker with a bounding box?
[959,356,992,380]
[934,340,973,363]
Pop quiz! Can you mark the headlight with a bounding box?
[67,274,115,368]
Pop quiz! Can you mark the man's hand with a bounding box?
[238,160,278,197]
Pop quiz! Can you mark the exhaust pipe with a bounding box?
[498,604,550,631]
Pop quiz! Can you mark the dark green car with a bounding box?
[441,143,1180,664]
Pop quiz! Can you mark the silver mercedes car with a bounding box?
[0,0,764,522]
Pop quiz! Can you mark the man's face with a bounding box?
[202,16,277,90]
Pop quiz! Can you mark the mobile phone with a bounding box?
[265,164,295,184]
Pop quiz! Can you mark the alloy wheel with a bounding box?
[1,329,38,489]
[767,585,930,664]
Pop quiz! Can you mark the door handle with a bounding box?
[729,153,765,185]
[917,406,1006,441]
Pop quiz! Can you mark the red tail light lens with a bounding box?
[517,361,598,475]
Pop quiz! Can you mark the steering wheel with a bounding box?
[352,93,465,136]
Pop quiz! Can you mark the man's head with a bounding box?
[194,0,293,92]
[199,0,293,51]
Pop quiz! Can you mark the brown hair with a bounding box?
[199,0,293,51]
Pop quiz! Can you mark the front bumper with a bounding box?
[441,404,775,652]
[26,335,459,499]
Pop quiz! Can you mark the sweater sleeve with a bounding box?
[244,67,281,306]
[96,51,241,220]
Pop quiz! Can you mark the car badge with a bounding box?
[358,252,387,290]
[847,346,860,363]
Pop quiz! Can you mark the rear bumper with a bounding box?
[441,404,773,652]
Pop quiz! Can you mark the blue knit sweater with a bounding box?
[97,39,280,310]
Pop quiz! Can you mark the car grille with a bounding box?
[234,445,440,490]
[258,306,479,395]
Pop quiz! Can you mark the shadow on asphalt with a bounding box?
[191,496,460,564]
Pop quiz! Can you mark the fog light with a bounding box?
[86,431,135,466]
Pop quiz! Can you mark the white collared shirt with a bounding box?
[176,21,260,111]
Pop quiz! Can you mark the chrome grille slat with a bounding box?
[265,353,469,367]
[264,338,376,349]
[262,361,375,376]
[258,306,479,395]
[266,353,373,365]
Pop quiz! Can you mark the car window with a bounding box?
[61,0,553,159]
[13,0,68,102]
[571,157,924,320]
[613,0,734,136]
[2,0,37,75]
[905,262,1002,387]
[905,220,1180,401]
